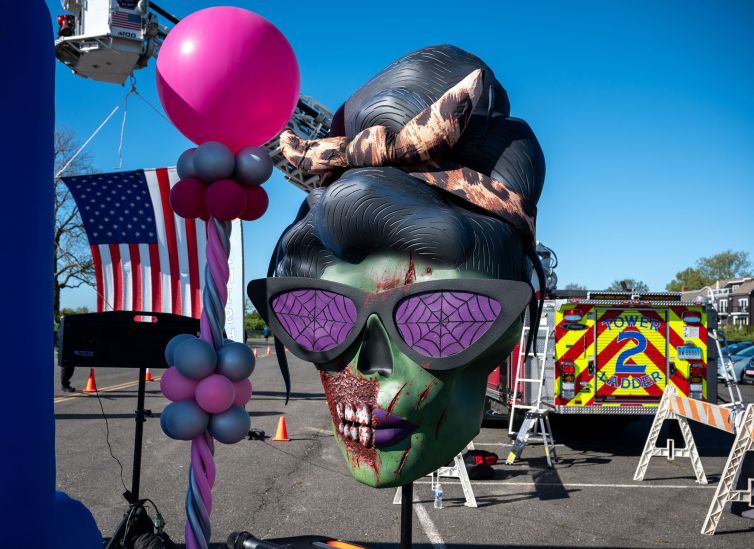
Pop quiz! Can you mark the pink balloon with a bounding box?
[160,366,198,402]
[205,179,246,221]
[156,7,300,152]
[233,378,252,406]
[170,178,208,219]
[195,374,236,414]
[239,185,269,221]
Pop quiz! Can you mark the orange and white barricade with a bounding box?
[634,385,753,534]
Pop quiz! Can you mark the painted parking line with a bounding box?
[414,501,446,548]
[53,376,163,404]
[414,480,715,490]
[53,351,276,404]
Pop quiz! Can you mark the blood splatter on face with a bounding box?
[311,254,522,488]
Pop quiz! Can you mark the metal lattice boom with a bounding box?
[263,95,333,192]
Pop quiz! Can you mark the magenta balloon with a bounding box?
[239,185,269,221]
[170,178,208,219]
[205,179,246,221]
[160,366,199,402]
[156,7,300,152]
[195,374,236,414]
[232,378,252,406]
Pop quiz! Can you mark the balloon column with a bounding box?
[155,7,299,549]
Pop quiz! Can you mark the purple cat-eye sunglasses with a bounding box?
[247,277,532,371]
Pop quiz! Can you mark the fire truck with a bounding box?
[487,289,718,423]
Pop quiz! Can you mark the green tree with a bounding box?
[697,250,752,282]
[54,128,96,324]
[665,267,708,292]
[665,250,752,291]
[563,282,587,290]
[244,299,268,333]
[606,279,649,292]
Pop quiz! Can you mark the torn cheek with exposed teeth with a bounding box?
[337,402,373,448]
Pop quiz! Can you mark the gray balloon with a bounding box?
[176,148,197,180]
[208,404,250,444]
[193,141,235,182]
[164,333,195,366]
[174,337,217,380]
[234,146,273,186]
[160,401,209,441]
[216,342,255,381]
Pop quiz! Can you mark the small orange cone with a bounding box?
[266,346,271,356]
[253,347,258,358]
[83,368,98,393]
[145,368,154,382]
[272,416,289,441]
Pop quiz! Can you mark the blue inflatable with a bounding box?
[0,1,56,546]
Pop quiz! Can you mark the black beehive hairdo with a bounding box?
[270,44,545,280]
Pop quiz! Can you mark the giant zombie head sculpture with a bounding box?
[248,45,545,487]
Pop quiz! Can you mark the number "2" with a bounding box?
[615,331,647,374]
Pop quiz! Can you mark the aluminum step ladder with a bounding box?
[506,408,557,468]
[506,307,557,467]
[711,329,744,411]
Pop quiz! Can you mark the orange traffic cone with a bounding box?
[145,368,154,382]
[266,346,271,356]
[253,347,258,358]
[272,416,289,441]
[83,368,98,393]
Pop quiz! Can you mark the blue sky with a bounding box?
[49,0,754,309]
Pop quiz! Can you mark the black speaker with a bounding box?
[59,311,200,369]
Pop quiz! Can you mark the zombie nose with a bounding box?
[357,314,393,377]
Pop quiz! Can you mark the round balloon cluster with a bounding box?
[170,141,272,222]
[160,334,255,444]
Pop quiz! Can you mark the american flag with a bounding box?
[64,168,207,317]
[111,10,143,31]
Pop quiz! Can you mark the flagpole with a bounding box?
[185,218,231,549]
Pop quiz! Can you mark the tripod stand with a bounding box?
[105,366,154,549]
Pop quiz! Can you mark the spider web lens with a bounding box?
[271,289,357,352]
[394,291,501,358]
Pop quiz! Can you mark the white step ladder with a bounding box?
[506,305,557,467]
[393,442,477,508]
[711,329,744,410]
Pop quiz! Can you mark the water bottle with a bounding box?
[433,482,443,509]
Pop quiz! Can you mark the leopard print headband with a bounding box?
[279,69,536,245]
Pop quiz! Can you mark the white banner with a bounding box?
[225,220,245,343]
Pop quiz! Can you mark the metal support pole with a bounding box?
[400,483,413,549]
[131,366,148,500]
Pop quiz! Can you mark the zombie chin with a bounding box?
[250,45,545,487]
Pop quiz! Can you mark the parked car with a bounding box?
[721,341,754,357]
[742,358,754,384]
[718,345,754,382]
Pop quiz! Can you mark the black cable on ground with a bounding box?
[94,386,129,494]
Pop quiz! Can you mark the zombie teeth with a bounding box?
[338,422,345,435]
[356,404,371,425]
[336,402,344,420]
[349,425,358,441]
[358,426,372,448]
[344,403,355,422]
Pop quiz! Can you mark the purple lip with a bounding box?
[372,408,417,448]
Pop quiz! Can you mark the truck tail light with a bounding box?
[559,361,575,374]
[563,311,582,322]
[681,311,702,324]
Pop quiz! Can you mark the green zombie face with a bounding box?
[315,254,523,487]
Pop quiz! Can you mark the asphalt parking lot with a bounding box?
[54,341,754,548]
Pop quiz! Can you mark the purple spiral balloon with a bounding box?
[186,218,231,549]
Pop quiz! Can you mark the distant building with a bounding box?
[682,277,754,327]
